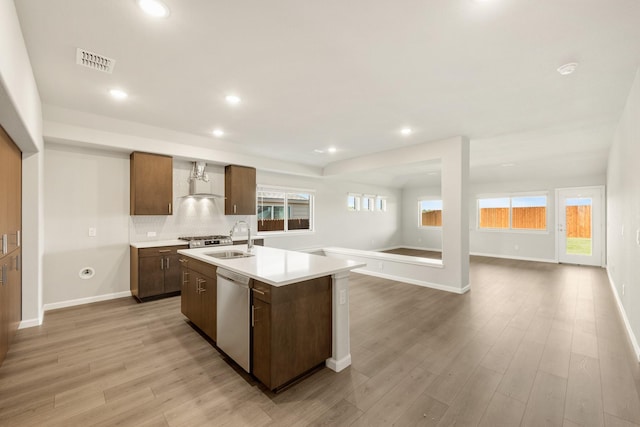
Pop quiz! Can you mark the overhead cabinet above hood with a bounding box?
[185,162,224,199]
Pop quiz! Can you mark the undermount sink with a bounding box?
[205,250,254,260]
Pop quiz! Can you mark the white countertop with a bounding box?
[130,240,188,249]
[178,245,365,287]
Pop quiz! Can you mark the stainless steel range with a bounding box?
[178,235,233,248]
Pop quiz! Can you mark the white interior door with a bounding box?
[556,186,604,266]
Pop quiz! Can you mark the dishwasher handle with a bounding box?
[217,268,251,287]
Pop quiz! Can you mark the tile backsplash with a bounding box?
[129,160,250,242]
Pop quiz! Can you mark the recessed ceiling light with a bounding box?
[212,129,224,137]
[328,147,337,154]
[557,62,578,76]
[225,94,241,105]
[109,89,128,100]
[137,0,170,18]
[401,127,412,136]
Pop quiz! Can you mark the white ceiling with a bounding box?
[14,0,640,185]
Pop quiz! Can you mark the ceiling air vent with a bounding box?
[76,48,115,73]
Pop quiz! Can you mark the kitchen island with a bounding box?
[177,245,365,390]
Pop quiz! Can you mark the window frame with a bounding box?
[418,197,443,228]
[256,185,315,236]
[476,191,549,234]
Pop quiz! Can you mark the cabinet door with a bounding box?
[181,267,201,327]
[251,297,271,387]
[225,165,256,215]
[130,152,173,215]
[163,253,181,293]
[196,273,216,340]
[138,256,165,298]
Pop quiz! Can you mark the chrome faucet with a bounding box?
[230,220,253,250]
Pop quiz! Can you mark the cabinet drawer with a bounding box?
[252,280,272,303]
[138,245,184,258]
[186,258,217,278]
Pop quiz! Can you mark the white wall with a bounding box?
[607,67,640,359]
[257,171,402,251]
[0,0,45,327]
[43,144,130,306]
[468,175,605,262]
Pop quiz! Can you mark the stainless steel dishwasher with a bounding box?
[216,268,251,372]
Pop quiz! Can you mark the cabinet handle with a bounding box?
[160,258,164,270]
[0,264,6,286]
[168,203,172,214]
[1,234,6,255]
[17,230,20,248]
[234,204,237,214]
[15,254,20,271]
[182,271,189,285]
[158,249,171,253]
[166,257,170,269]
[252,288,265,295]
[178,258,187,264]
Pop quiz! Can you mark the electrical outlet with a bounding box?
[88,227,97,237]
[147,231,157,237]
[339,289,346,305]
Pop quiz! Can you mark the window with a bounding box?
[362,195,375,212]
[347,194,360,211]
[419,199,442,227]
[257,186,314,233]
[348,193,387,213]
[478,194,547,231]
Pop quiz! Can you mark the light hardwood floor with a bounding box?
[1,255,640,426]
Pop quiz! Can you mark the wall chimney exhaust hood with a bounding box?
[185,161,224,199]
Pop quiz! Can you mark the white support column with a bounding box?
[326,270,351,372]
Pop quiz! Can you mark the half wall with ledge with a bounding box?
[323,247,469,294]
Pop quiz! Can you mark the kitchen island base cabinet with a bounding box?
[180,257,216,340]
[251,276,332,391]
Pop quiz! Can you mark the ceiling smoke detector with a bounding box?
[557,62,578,76]
[76,48,115,73]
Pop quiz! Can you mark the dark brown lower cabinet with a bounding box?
[251,276,332,391]
[180,257,216,340]
[130,245,185,301]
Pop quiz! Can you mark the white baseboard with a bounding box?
[353,268,470,295]
[606,268,640,362]
[470,252,556,264]
[42,291,132,312]
[19,315,43,329]
[326,354,352,372]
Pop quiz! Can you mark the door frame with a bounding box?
[555,185,605,267]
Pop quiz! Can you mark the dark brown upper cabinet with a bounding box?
[224,165,256,215]
[130,152,173,215]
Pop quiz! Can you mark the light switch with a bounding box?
[88,227,97,237]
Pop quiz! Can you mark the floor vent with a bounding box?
[76,48,115,73]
